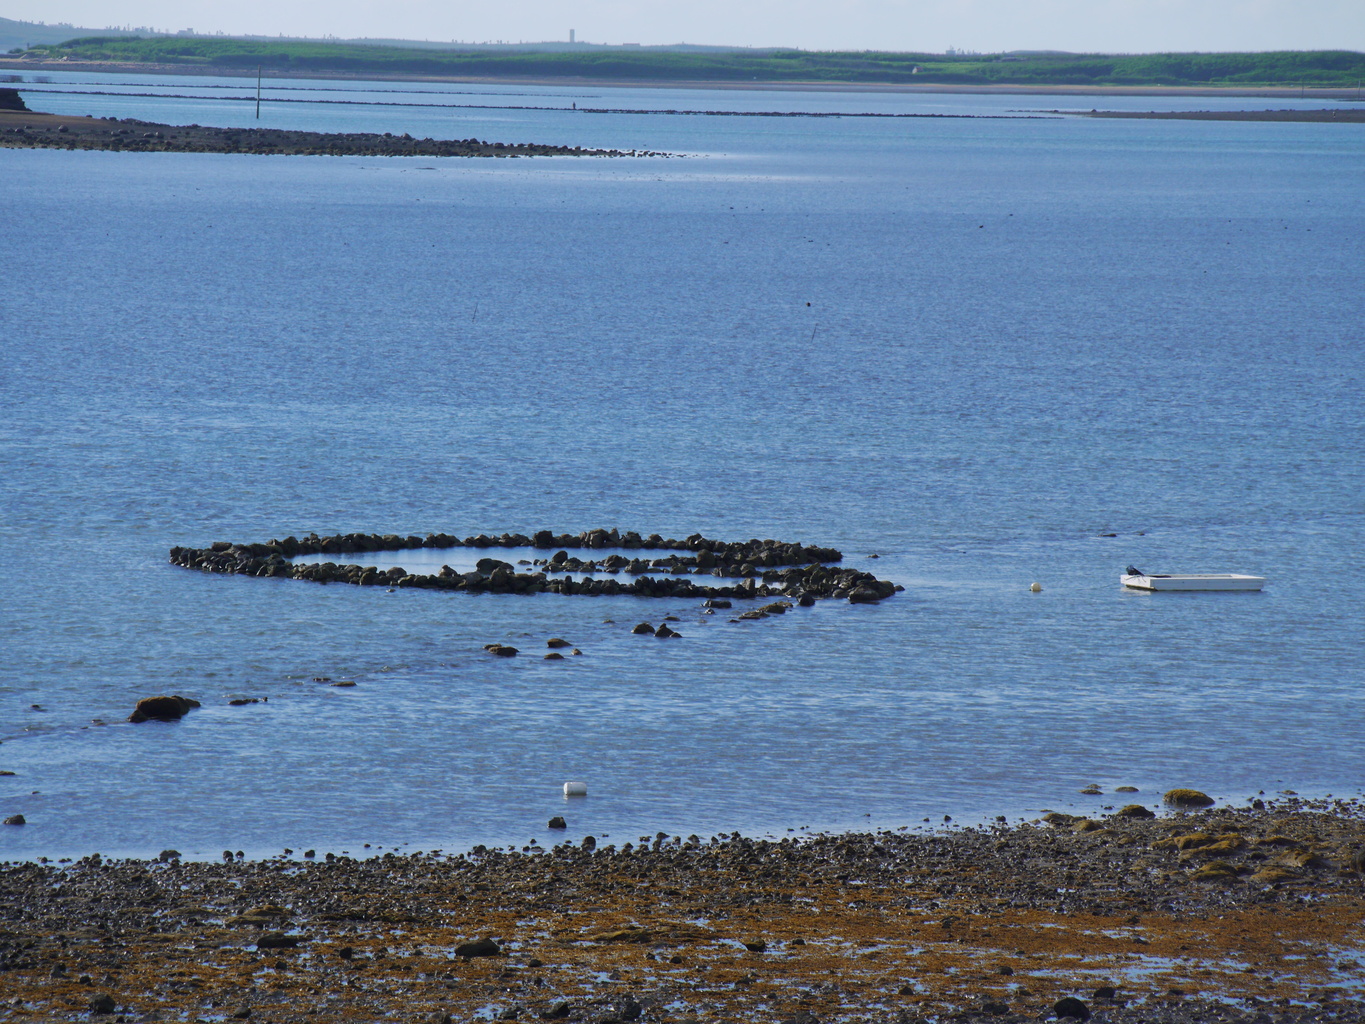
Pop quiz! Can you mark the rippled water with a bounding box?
[1,72,1362,862]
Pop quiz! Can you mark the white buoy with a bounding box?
[563,781,588,797]
[1030,582,1042,593]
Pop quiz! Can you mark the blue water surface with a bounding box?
[0,73,1362,862]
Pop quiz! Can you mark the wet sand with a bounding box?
[2,795,1362,1021]
[0,109,652,157]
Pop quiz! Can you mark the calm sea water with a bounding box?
[1,72,1362,862]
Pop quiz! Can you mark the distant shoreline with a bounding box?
[1078,107,1365,122]
[4,57,1365,100]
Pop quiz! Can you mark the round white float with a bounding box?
[563,781,588,797]
[1029,582,1042,593]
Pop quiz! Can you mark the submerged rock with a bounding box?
[128,695,201,723]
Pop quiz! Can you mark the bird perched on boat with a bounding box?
[1125,565,1143,576]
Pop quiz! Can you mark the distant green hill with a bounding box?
[0,17,145,52]
[13,35,1365,88]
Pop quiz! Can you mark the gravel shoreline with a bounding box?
[3,795,1362,1022]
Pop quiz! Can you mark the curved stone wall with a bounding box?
[168,529,900,603]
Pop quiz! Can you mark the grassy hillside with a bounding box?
[15,35,1365,87]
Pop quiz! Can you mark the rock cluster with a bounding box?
[168,529,901,604]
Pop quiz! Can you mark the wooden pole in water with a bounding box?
[256,65,262,119]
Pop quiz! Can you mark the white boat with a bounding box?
[1121,566,1264,592]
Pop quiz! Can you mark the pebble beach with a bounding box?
[3,795,1363,1022]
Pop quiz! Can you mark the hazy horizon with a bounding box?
[5,0,1364,54]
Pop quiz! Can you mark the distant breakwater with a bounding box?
[168,529,901,603]
[0,111,657,157]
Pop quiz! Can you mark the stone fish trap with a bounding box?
[168,528,901,603]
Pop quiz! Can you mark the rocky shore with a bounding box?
[2,795,1362,1022]
[168,529,902,604]
[0,101,657,157]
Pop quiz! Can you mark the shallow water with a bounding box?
[0,73,1362,862]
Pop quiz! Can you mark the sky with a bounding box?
[9,0,1365,53]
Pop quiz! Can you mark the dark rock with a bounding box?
[654,624,680,638]
[631,623,654,635]
[0,88,30,112]
[88,993,117,1014]
[257,932,302,949]
[541,1001,571,1019]
[547,638,571,648]
[1053,996,1090,1020]
[742,940,767,952]
[1114,804,1156,819]
[1164,788,1215,808]
[455,937,501,958]
[548,816,567,829]
[981,1001,1010,1016]
[128,694,201,723]
[581,835,596,851]
[997,964,1014,975]
[798,593,816,606]
[337,946,354,960]
[1092,986,1116,1000]
[157,849,181,861]
[4,814,26,825]
[485,644,519,657]
[544,652,564,660]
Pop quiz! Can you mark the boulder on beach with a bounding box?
[1053,996,1090,1020]
[0,88,29,112]
[128,695,201,723]
[455,937,501,958]
[1113,804,1156,819]
[1164,788,1215,808]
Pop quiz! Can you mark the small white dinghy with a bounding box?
[1122,566,1265,592]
